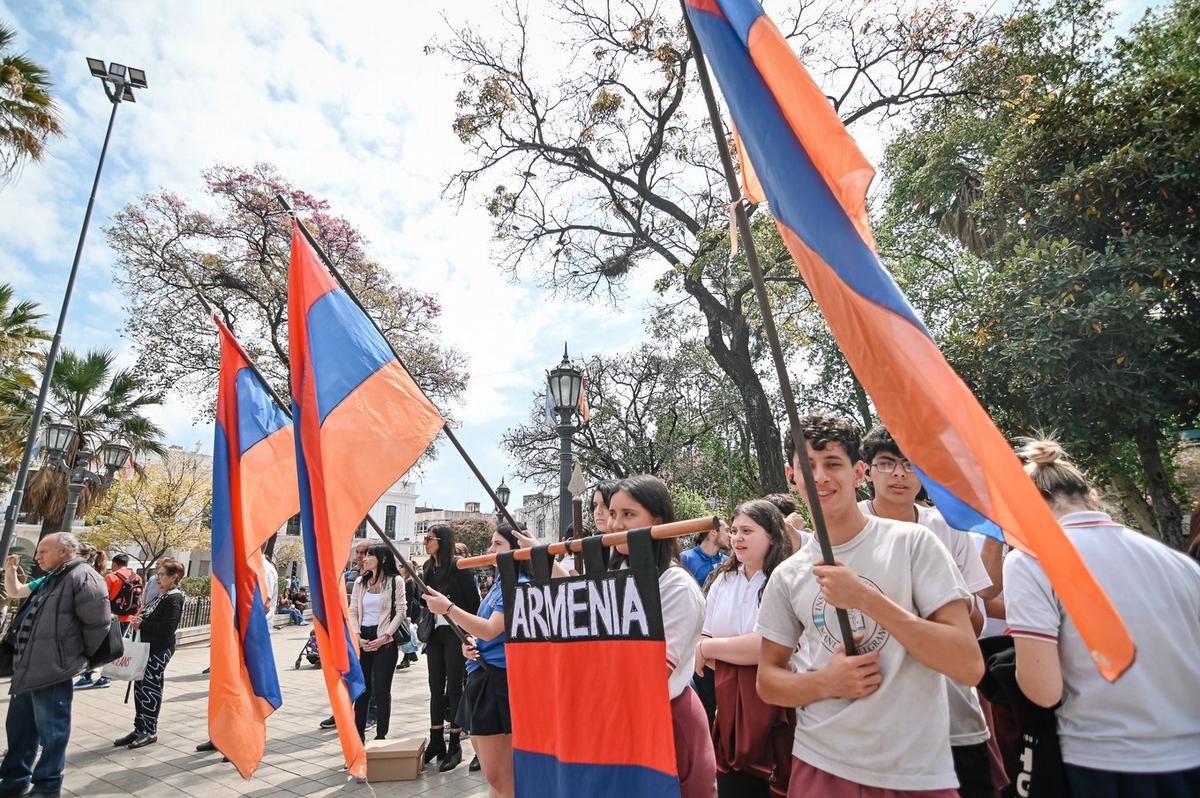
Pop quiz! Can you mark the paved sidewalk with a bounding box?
[0,626,488,797]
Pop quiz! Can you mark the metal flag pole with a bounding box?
[275,195,524,538]
[679,2,858,653]
[173,264,479,653]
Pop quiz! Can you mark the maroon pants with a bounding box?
[672,686,717,798]
[788,758,961,798]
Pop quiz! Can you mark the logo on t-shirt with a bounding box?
[811,576,890,653]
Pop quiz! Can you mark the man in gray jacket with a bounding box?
[0,533,111,798]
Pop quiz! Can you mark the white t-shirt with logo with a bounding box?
[755,516,970,790]
[1005,511,1200,772]
[859,501,993,746]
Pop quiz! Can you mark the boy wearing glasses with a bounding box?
[858,425,998,798]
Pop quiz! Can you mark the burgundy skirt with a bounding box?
[672,686,717,798]
[789,758,961,798]
[712,662,796,797]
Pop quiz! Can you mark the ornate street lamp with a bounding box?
[41,424,131,534]
[547,344,585,540]
[495,478,511,523]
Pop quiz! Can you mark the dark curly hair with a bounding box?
[783,414,863,468]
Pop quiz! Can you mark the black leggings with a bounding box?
[354,626,398,739]
[134,644,175,736]
[425,625,465,727]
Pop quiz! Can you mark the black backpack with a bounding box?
[110,570,144,616]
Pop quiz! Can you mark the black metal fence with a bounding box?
[179,596,211,629]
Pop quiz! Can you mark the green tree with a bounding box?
[449,518,496,557]
[882,0,1199,545]
[0,23,63,183]
[0,283,47,480]
[15,348,166,537]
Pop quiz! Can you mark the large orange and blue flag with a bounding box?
[287,222,445,775]
[209,316,298,778]
[684,0,1135,679]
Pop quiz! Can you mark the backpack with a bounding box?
[110,570,144,616]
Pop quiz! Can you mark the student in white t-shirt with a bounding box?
[858,425,998,798]
[755,415,982,798]
[608,475,715,798]
[1005,439,1200,795]
[697,499,797,798]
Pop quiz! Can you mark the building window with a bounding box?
[286,514,301,536]
[355,520,367,538]
[385,506,397,539]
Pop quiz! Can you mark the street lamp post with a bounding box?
[495,478,511,525]
[39,422,131,534]
[0,59,147,562]
[547,344,584,539]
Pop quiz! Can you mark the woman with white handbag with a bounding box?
[113,559,185,750]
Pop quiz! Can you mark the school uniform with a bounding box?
[704,567,795,797]
[661,565,717,798]
[755,516,969,797]
[455,576,525,736]
[1005,511,1200,796]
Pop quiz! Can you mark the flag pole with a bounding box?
[172,263,482,655]
[275,195,524,536]
[679,2,857,653]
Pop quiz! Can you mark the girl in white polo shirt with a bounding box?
[697,499,796,797]
[1005,439,1200,797]
[609,474,715,798]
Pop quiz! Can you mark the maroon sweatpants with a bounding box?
[672,686,717,798]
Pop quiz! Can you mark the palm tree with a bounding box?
[15,348,166,537]
[0,22,63,183]
[0,283,47,479]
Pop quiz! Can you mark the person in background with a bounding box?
[140,558,163,608]
[1005,439,1200,796]
[681,519,730,588]
[277,597,305,626]
[698,499,796,797]
[425,524,532,798]
[420,524,481,771]
[609,475,716,798]
[349,545,406,741]
[114,559,186,750]
[320,539,373,731]
[0,533,111,798]
[398,564,420,669]
[763,493,812,553]
[76,552,141,690]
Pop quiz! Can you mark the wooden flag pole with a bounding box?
[679,3,858,653]
[172,263,480,654]
[276,195,525,538]
[457,515,718,570]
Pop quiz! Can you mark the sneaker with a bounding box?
[92,677,112,689]
[73,676,94,689]
[319,716,336,730]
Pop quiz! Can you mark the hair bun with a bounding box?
[1019,439,1068,467]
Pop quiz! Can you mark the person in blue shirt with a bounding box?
[425,523,533,798]
[681,518,730,587]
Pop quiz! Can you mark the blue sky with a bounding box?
[0,0,1163,511]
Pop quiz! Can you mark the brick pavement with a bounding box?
[0,625,488,797]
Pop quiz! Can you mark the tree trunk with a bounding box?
[851,374,873,432]
[1134,424,1185,550]
[1104,468,1158,538]
[38,515,61,541]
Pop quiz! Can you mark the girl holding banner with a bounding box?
[609,475,716,798]
[697,500,797,797]
[425,524,532,798]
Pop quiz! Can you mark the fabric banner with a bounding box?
[497,532,679,797]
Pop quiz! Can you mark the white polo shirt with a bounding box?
[1005,511,1200,772]
[661,565,706,700]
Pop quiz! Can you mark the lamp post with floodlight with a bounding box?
[0,59,147,561]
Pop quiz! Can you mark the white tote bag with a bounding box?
[101,637,149,681]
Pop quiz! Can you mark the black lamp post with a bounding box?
[40,423,131,534]
[0,58,147,561]
[547,344,584,540]
[495,478,511,524]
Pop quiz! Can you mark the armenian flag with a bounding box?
[683,0,1134,679]
[209,317,297,778]
[288,222,445,775]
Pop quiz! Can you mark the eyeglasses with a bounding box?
[871,460,916,475]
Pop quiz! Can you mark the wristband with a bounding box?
[444,602,456,617]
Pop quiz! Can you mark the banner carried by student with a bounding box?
[209,317,297,778]
[288,222,445,776]
[497,532,679,797]
[683,0,1134,680]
